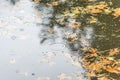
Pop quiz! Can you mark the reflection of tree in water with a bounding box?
[35,0,120,52]
[10,0,19,5]
[34,0,93,51]
[35,5,57,44]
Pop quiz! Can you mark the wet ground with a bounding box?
[0,0,88,80]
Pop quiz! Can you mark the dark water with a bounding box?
[0,0,120,80]
[92,14,120,50]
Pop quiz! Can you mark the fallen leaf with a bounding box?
[71,22,81,28]
[72,9,80,15]
[103,66,120,74]
[52,2,59,6]
[98,76,109,80]
[88,17,97,23]
[86,71,96,77]
[88,63,100,71]
[89,48,97,53]
[109,48,119,56]
[113,8,120,18]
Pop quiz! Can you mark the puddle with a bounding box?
[0,0,87,80]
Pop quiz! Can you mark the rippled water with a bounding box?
[0,0,88,80]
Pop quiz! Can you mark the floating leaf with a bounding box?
[86,71,96,77]
[71,22,81,28]
[88,17,97,24]
[98,76,109,80]
[89,8,102,14]
[96,2,107,9]
[52,2,59,6]
[109,48,119,56]
[104,8,112,14]
[113,8,120,18]
[103,66,120,74]
[72,9,80,14]
[88,63,100,71]
[89,48,97,53]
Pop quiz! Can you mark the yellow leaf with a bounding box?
[89,48,97,53]
[52,2,59,6]
[103,66,120,74]
[88,63,100,71]
[72,9,80,14]
[87,5,95,9]
[104,8,112,14]
[109,48,119,56]
[113,8,120,18]
[96,2,107,9]
[89,8,102,14]
[98,76,109,80]
[88,17,97,23]
[101,57,112,65]
[86,71,96,77]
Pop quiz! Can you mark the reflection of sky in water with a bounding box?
[81,27,94,48]
[0,0,87,80]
